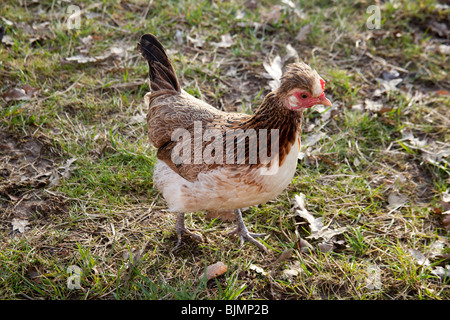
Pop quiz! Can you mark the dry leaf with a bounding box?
[401,130,428,148]
[284,44,298,61]
[263,44,299,91]
[263,55,283,91]
[387,192,408,210]
[443,214,450,231]
[1,34,14,46]
[2,85,40,102]
[66,44,132,64]
[365,264,382,290]
[62,157,77,179]
[281,260,303,279]
[187,35,205,48]
[428,20,449,37]
[301,132,325,150]
[431,266,450,281]
[364,99,384,112]
[249,264,268,276]
[308,227,347,242]
[435,89,450,96]
[437,45,450,55]
[12,218,29,233]
[293,194,346,251]
[408,249,430,266]
[262,5,282,24]
[296,24,312,42]
[294,194,324,233]
[298,237,314,252]
[175,30,183,44]
[213,33,234,48]
[201,261,227,281]
[271,248,293,265]
[27,266,42,284]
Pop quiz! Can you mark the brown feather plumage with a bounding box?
[138,33,331,252]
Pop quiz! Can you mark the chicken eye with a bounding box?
[301,94,308,99]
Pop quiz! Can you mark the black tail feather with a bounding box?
[138,34,180,93]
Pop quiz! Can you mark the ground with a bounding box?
[0,0,449,300]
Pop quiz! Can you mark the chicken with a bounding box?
[138,34,332,253]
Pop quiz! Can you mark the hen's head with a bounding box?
[277,62,332,110]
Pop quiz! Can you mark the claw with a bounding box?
[228,209,268,253]
[172,213,204,251]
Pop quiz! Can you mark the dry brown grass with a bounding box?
[0,0,449,300]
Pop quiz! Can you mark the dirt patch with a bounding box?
[0,130,67,230]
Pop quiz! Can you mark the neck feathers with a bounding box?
[238,92,303,165]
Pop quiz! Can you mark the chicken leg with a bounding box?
[173,212,204,251]
[228,209,268,253]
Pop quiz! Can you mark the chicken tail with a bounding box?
[138,34,181,93]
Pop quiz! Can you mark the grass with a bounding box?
[0,0,449,300]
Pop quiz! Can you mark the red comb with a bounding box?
[320,79,325,91]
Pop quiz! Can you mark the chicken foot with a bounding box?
[228,209,268,253]
[173,212,204,251]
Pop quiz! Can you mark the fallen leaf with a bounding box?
[442,190,450,203]
[27,266,42,284]
[175,29,183,44]
[293,194,324,233]
[263,44,299,91]
[249,264,268,276]
[187,35,205,48]
[308,227,347,243]
[437,45,450,55]
[262,5,282,24]
[435,89,450,96]
[298,237,314,252]
[245,0,259,10]
[62,157,77,179]
[66,44,132,64]
[401,129,428,148]
[431,266,450,281]
[376,75,402,94]
[387,192,408,210]
[2,85,40,102]
[281,260,303,279]
[428,20,449,38]
[293,193,345,251]
[429,240,446,259]
[400,130,450,168]
[364,99,384,112]
[351,103,364,112]
[12,218,29,233]
[271,248,293,266]
[200,262,227,281]
[1,17,13,26]
[408,248,430,266]
[317,155,337,168]
[296,24,312,42]
[365,264,382,290]
[301,132,326,150]
[284,44,298,61]
[122,248,143,282]
[1,31,14,46]
[382,70,400,81]
[212,33,234,48]
[263,55,283,91]
[318,242,334,253]
[443,214,450,231]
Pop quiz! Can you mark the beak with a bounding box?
[318,95,332,107]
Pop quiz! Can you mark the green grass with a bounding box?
[0,0,449,300]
